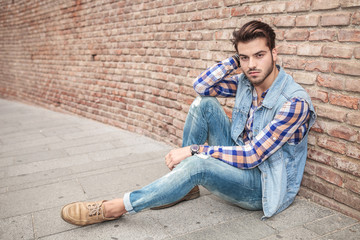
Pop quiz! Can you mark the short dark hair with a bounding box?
[232,20,276,52]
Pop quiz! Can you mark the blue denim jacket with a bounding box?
[231,66,316,219]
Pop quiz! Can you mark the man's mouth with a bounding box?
[248,71,260,76]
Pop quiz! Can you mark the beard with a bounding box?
[244,54,275,87]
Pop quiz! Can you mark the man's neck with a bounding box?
[254,65,279,104]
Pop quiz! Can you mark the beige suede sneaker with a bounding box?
[61,200,119,226]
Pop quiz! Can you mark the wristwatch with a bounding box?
[190,144,200,155]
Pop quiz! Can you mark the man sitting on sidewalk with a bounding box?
[61,20,316,226]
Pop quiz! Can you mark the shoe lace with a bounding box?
[87,202,102,217]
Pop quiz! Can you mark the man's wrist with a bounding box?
[190,144,200,155]
[232,53,240,67]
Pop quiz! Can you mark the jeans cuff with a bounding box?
[123,192,137,214]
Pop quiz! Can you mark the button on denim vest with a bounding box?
[231,66,316,219]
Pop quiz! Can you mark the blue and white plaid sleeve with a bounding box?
[193,57,239,97]
[199,98,310,169]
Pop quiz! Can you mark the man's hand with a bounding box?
[165,146,192,170]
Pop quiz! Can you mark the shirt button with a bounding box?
[273,137,276,141]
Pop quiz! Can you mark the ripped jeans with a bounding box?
[123,97,262,214]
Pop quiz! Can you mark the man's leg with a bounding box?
[125,96,261,213]
[182,96,233,147]
[151,96,234,209]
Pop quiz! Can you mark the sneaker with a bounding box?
[61,200,119,226]
[150,186,200,210]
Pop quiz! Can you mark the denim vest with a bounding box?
[231,66,316,219]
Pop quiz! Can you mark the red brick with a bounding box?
[347,111,360,127]
[304,160,316,175]
[277,44,297,55]
[327,123,358,142]
[305,60,332,73]
[345,77,360,93]
[282,57,306,70]
[338,30,360,42]
[322,45,353,59]
[273,16,296,27]
[341,0,360,8]
[296,15,320,27]
[353,11,360,25]
[311,119,326,133]
[246,2,286,15]
[354,47,360,59]
[334,188,360,211]
[302,174,335,198]
[297,44,322,56]
[292,71,317,85]
[307,148,333,165]
[286,0,311,12]
[334,157,360,177]
[332,62,360,76]
[312,0,340,10]
[230,7,246,16]
[329,93,359,109]
[317,74,344,90]
[284,29,309,41]
[318,136,347,154]
[224,0,240,7]
[343,175,360,194]
[346,143,360,160]
[309,30,337,41]
[315,103,347,122]
[321,13,351,26]
[307,88,329,103]
[316,165,343,187]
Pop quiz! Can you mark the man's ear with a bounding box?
[272,47,278,62]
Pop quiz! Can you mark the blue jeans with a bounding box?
[124,97,262,214]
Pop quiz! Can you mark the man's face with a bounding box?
[237,38,277,87]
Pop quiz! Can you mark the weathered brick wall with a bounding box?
[0,0,359,219]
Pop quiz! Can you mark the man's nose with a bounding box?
[248,57,256,69]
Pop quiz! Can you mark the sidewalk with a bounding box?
[0,98,359,240]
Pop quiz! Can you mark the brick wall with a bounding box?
[0,0,359,220]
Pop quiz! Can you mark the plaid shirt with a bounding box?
[194,57,310,169]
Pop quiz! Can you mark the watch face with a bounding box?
[191,145,199,154]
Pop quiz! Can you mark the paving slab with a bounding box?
[0,99,359,240]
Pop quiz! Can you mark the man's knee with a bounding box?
[189,96,221,114]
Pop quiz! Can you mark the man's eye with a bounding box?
[240,56,248,61]
[256,54,264,58]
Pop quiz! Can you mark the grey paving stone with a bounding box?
[0,214,34,240]
[263,226,319,240]
[149,195,256,237]
[64,142,115,155]
[46,132,124,150]
[304,213,358,236]
[88,143,171,163]
[317,223,360,240]
[3,168,73,192]
[0,156,14,168]
[33,206,80,238]
[78,162,169,198]
[0,132,47,145]
[0,179,85,218]
[263,197,334,232]
[12,149,69,165]
[0,144,51,158]
[59,127,115,140]
[39,212,170,240]
[5,154,91,177]
[170,209,275,240]
[0,136,62,153]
